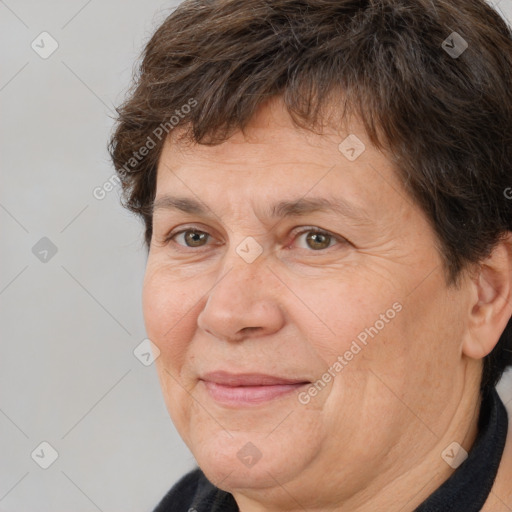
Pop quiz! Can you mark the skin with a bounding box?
[142,96,512,511]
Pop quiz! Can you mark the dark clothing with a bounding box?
[154,387,509,512]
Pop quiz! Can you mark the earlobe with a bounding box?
[462,233,512,361]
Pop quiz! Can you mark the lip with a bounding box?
[201,371,309,386]
[200,371,310,407]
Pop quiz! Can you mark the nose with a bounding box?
[196,252,285,343]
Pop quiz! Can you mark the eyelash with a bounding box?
[162,225,347,252]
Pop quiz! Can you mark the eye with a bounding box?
[163,226,347,252]
[168,228,212,248]
[292,228,345,251]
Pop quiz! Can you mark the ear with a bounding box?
[462,232,512,360]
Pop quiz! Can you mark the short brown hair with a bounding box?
[109,0,512,390]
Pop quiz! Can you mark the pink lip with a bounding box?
[200,371,310,406]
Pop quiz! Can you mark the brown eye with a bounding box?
[304,231,333,250]
[296,228,343,251]
[174,229,210,247]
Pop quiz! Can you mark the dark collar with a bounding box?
[415,386,509,511]
[154,387,509,512]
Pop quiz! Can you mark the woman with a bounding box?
[109,0,512,510]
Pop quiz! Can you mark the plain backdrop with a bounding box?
[1,0,512,510]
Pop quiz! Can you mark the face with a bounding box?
[142,97,476,508]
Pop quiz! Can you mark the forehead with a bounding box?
[154,97,408,224]
[163,96,358,167]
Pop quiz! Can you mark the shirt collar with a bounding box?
[415,386,509,511]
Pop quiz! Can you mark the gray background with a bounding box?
[1,0,512,510]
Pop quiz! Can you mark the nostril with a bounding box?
[241,327,260,334]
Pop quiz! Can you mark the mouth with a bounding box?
[199,371,311,407]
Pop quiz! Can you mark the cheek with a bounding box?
[142,266,198,370]
[295,275,403,368]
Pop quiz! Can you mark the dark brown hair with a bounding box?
[109,0,512,390]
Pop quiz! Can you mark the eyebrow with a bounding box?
[152,195,372,224]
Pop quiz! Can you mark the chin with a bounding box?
[189,428,309,492]
[198,449,284,490]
